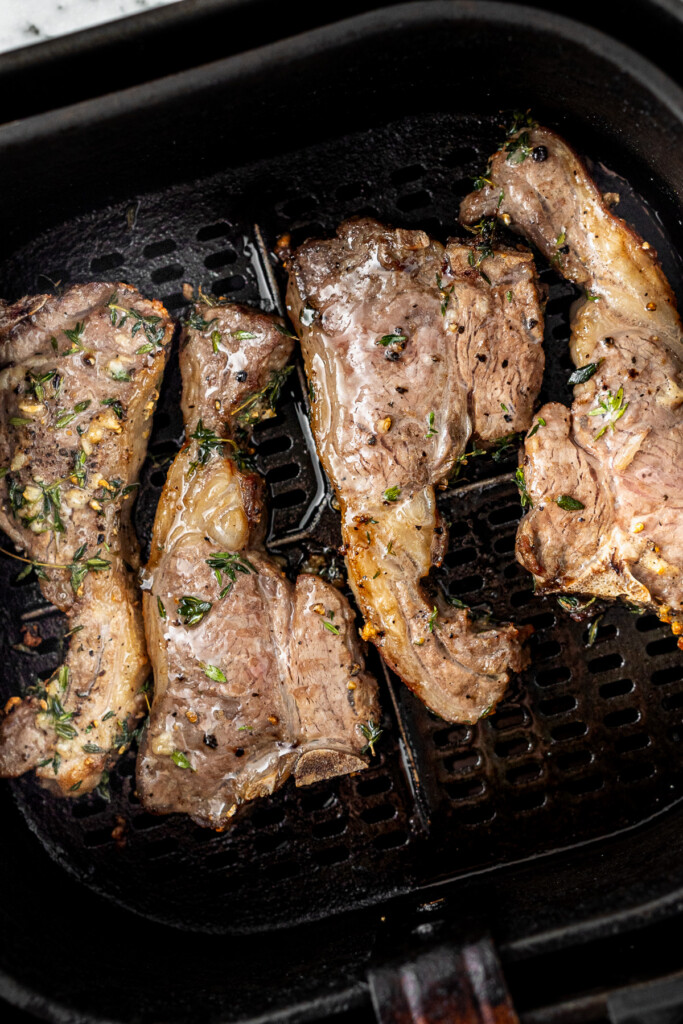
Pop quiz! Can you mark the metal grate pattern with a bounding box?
[1,113,682,933]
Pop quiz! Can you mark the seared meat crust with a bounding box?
[461,126,683,628]
[137,303,380,828]
[0,283,173,793]
[287,219,543,722]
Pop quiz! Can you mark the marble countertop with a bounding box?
[0,0,184,54]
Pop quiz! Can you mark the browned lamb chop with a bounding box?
[137,301,380,828]
[286,218,545,723]
[0,283,173,793]
[461,121,683,637]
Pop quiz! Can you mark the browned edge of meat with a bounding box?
[0,282,173,793]
[461,120,683,642]
[286,218,544,723]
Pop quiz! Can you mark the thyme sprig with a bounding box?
[589,387,629,439]
[233,366,294,425]
[108,293,166,352]
[205,551,257,598]
[360,720,383,757]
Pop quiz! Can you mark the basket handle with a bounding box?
[368,932,518,1024]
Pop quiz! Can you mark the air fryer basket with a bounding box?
[1,4,683,1022]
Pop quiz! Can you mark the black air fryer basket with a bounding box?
[2,3,683,1022]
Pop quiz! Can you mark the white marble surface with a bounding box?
[0,0,184,53]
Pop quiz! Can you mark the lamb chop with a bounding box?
[137,301,380,828]
[286,218,544,723]
[461,121,683,634]
[0,282,173,794]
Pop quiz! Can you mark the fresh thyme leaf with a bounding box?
[372,570,381,579]
[322,620,340,635]
[21,480,66,534]
[427,606,438,633]
[95,770,111,802]
[27,368,58,402]
[211,330,221,353]
[110,368,132,382]
[178,596,213,626]
[58,665,69,691]
[447,595,469,609]
[63,321,85,351]
[224,437,256,473]
[585,290,601,302]
[108,295,166,348]
[231,330,257,340]
[74,400,91,413]
[185,311,213,331]
[201,663,227,683]
[556,495,585,511]
[515,466,532,510]
[69,547,111,594]
[466,217,496,278]
[43,694,78,739]
[10,416,32,427]
[425,411,436,439]
[589,386,629,439]
[587,615,603,647]
[82,743,105,754]
[505,131,533,165]
[556,230,566,247]
[568,361,602,386]
[383,486,401,502]
[102,710,115,721]
[55,410,76,428]
[71,448,87,487]
[436,272,455,315]
[189,419,228,467]
[0,467,7,478]
[377,333,406,347]
[15,563,34,582]
[69,781,82,792]
[234,366,294,425]
[171,749,194,770]
[527,417,546,438]
[473,174,492,190]
[360,720,382,756]
[100,397,125,419]
[506,290,513,303]
[274,322,297,339]
[206,551,257,597]
[506,109,538,137]
[157,596,167,620]
[8,477,26,515]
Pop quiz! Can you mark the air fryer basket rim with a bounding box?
[2,3,683,1023]
[2,0,683,176]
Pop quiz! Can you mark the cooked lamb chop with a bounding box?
[461,122,683,633]
[137,302,380,828]
[0,283,173,793]
[286,218,544,723]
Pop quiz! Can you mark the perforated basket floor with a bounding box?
[1,113,683,934]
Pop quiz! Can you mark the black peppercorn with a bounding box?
[532,146,548,162]
[559,244,570,255]
[385,350,401,361]
[235,370,248,383]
